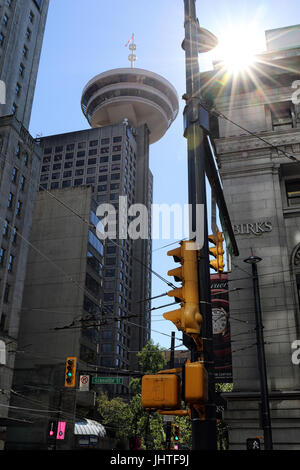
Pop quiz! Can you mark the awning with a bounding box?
[74,419,106,437]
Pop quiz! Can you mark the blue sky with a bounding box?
[29,0,300,350]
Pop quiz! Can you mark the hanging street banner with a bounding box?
[211,273,233,383]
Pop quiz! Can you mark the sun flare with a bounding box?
[213,27,264,75]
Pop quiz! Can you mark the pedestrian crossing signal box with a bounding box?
[141,374,181,410]
[184,360,208,404]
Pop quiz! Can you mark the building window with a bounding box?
[16,200,22,217]
[29,10,35,23]
[78,142,86,149]
[25,28,31,40]
[11,167,18,183]
[101,138,110,145]
[63,171,72,178]
[2,219,9,237]
[87,167,96,174]
[54,154,62,162]
[76,160,84,167]
[64,162,73,169]
[16,83,21,96]
[40,174,48,182]
[52,173,60,180]
[0,248,5,265]
[90,140,98,147]
[98,175,107,182]
[19,64,25,77]
[77,151,85,158]
[113,136,122,143]
[22,45,28,58]
[23,153,28,166]
[7,255,14,272]
[7,192,13,208]
[51,182,59,189]
[19,175,25,191]
[286,180,300,206]
[101,147,109,154]
[100,157,109,163]
[53,163,61,171]
[74,179,83,186]
[3,15,9,27]
[88,158,96,165]
[65,153,74,160]
[111,173,120,181]
[66,143,74,151]
[112,154,121,162]
[11,103,17,115]
[75,169,84,176]
[44,147,52,155]
[86,177,95,184]
[88,149,97,156]
[12,227,17,244]
[0,32,4,46]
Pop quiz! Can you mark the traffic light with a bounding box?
[172,424,180,442]
[64,357,77,387]
[48,421,58,441]
[163,240,202,336]
[208,229,225,274]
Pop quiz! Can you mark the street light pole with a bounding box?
[244,255,273,450]
[183,0,217,450]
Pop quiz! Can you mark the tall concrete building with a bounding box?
[0,0,49,449]
[202,24,300,449]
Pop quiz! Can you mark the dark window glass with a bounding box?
[63,171,72,178]
[52,172,60,180]
[76,160,84,167]
[101,138,110,145]
[75,169,84,176]
[74,179,83,186]
[86,177,95,184]
[65,153,74,160]
[113,136,122,143]
[62,180,71,188]
[111,173,120,181]
[90,140,98,147]
[66,143,75,151]
[53,163,61,171]
[77,151,85,158]
[286,180,300,206]
[88,158,96,165]
[98,175,107,182]
[112,154,121,161]
[51,182,59,189]
[89,149,97,156]
[54,154,62,162]
[55,146,63,153]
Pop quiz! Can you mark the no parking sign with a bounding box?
[79,375,90,391]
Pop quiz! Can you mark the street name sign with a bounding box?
[92,377,123,385]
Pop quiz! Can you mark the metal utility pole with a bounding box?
[183,0,217,450]
[244,256,273,450]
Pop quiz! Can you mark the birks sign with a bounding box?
[233,221,272,236]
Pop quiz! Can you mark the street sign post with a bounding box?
[92,377,123,385]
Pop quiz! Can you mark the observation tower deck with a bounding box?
[81,67,179,144]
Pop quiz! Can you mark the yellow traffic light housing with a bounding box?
[184,360,208,404]
[141,373,181,411]
[208,229,225,274]
[64,357,77,388]
[163,241,202,336]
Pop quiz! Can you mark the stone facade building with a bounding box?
[202,25,300,449]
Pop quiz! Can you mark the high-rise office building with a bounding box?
[0,0,49,450]
[38,67,179,374]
